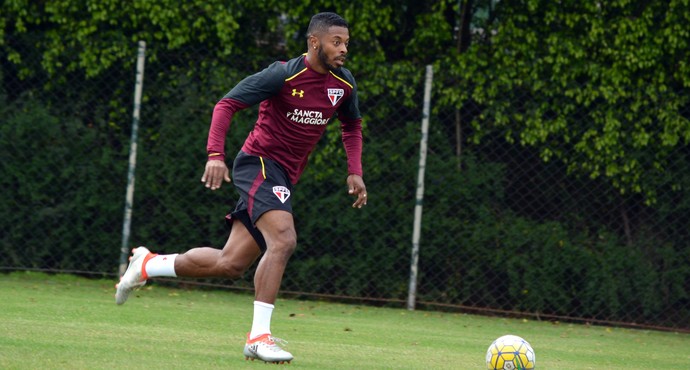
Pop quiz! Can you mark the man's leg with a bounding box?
[115,219,261,305]
[253,210,297,304]
[247,209,297,336]
[173,219,261,278]
[242,209,296,363]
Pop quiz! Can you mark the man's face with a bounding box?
[316,26,349,71]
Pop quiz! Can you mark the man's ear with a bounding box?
[308,35,319,50]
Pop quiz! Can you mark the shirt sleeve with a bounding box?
[224,61,287,105]
[206,98,248,161]
[340,116,363,177]
[338,78,363,176]
[206,62,287,161]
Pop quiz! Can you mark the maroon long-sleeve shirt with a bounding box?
[207,54,363,185]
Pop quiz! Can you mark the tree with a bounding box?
[440,0,690,203]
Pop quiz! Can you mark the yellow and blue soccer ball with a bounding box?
[486,334,536,370]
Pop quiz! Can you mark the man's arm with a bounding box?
[202,61,288,190]
[337,72,363,177]
[337,73,366,207]
[340,117,363,177]
[206,98,250,162]
[201,98,247,190]
[341,117,366,208]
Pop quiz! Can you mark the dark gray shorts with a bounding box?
[225,151,293,252]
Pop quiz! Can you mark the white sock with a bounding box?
[249,301,274,339]
[144,254,178,278]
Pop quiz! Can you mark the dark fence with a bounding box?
[2,37,689,333]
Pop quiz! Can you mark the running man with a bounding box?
[115,12,367,364]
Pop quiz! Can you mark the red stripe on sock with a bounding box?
[141,253,158,280]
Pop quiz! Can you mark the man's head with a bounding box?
[306,12,349,72]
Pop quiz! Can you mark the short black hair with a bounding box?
[307,12,348,37]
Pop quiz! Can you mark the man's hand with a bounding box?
[347,174,367,208]
[201,160,231,190]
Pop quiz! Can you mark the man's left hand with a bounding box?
[347,174,367,208]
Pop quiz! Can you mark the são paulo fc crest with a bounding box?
[327,88,344,106]
[273,186,291,204]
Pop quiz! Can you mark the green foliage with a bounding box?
[0,96,125,271]
[441,0,690,203]
[1,0,245,78]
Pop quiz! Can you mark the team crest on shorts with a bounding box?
[272,186,291,203]
[327,88,344,106]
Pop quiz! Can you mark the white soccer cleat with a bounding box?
[115,247,152,305]
[243,333,294,364]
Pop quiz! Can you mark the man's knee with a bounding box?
[256,211,297,257]
[267,226,297,258]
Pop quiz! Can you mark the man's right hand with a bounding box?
[201,160,231,190]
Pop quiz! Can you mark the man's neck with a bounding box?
[305,52,328,74]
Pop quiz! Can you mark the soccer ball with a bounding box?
[486,334,536,370]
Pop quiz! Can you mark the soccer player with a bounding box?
[115,12,367,364]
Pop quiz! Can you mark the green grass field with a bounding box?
[1,272,689,369]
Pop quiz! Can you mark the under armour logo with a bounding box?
[291,89,304,98]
